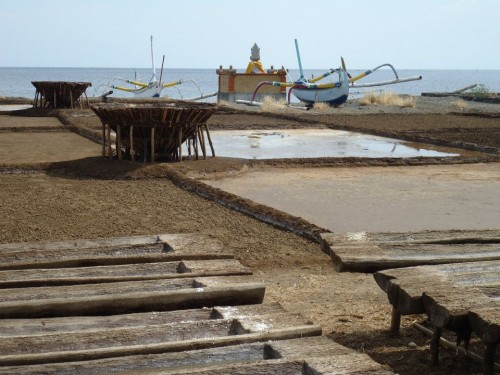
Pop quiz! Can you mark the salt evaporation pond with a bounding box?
[209,129,460,159]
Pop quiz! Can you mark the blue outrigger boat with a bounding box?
[250,39,422,107]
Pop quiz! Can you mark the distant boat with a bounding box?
[108,36,182,98]
[103,36,216,101]
[250,39,422,107]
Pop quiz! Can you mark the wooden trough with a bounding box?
[374,261,500,374]
[0,234,395,374]
[321,229,500,273]
[32,81,91,109]
[91,102,217,162]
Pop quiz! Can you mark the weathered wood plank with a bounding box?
[0,259,252,288]
[0,234,230,270]
[0,322,322,366]
[0,337,394,375]
[375,259,500,373]
[0,277,266,318]
[468,305,500,344]
[322,229,500,272]
[0,303,286,337]
[374,260,500,315]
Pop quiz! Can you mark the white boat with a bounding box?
[291,68,349,106]
[101,36,216,101]
[249,39,422,107]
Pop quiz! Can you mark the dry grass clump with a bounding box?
[260,96,289,113]
[359,92,416,108]
[312,102,331,112]
[217,99,231,107]
[450,99,469,110]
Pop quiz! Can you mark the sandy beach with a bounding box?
[0,95,499,374]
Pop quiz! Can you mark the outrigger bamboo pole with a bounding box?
[130,125,135,162]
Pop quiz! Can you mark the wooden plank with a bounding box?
[0,259,252,288]
[0,317,321,366]
[374,260,500,315]
[0,303,286,337]
[468,305,500,344]
[0,336,394,374]
[375,261,500,371]
[321,229,500,272]
[0,234,230,270]
[0,276,266,319]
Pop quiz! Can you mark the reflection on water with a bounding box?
[207,129,460,159]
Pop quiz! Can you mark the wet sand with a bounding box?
[205,163,500,233]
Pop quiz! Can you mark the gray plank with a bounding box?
[0,276,266,318]
[374,260,500,315]
[0,259,252,288]
[0,234,230,270]
[322,229,500,272]
[0,337,394,375]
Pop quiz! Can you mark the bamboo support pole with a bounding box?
[150,127,155,162]
[194,125,199,160]
[116,125,122,160]
[107,125,112,158]
[130,125,135,162]
[101,123,106,157]
[197,125,207,159]
[204,123,215,157]
[69,90,74,109]
[178,127,183,162]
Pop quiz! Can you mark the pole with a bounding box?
[294,39,305,82]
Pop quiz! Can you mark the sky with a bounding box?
[1,0,499,70]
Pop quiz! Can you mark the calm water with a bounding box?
[208,129,460,159]
[0,67,499,102]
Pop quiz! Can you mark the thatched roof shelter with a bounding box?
[32,81,91,109]
[91,102,217,162]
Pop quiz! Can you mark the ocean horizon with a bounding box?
[1,67,499,102]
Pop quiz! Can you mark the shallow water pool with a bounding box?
[208,129,460,159]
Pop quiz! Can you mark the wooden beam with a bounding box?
[322,229,500,272]
[0,234,229,270]
[0,278,266,319]
[0,259,253,288]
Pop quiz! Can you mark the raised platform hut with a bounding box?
[91,101,217,162]
[32,81,91,109]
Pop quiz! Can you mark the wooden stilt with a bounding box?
[204,123,215,157]
[101,123,106,157]
[178,127,183,162]
[430,326,442,365]
[483,343,497,375]
[69,89,74,109]
[390,307,401,334]
[194,126,199,160]
[106,125,112,158]
[150,127,155,162]
[130,125,135,162]
[116,125,122,160]
[33,90,38,108]
[197,125,207,159]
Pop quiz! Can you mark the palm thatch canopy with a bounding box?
[91,102,217,162]
[32,81,91,109]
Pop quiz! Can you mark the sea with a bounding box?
[1,67,499,103]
